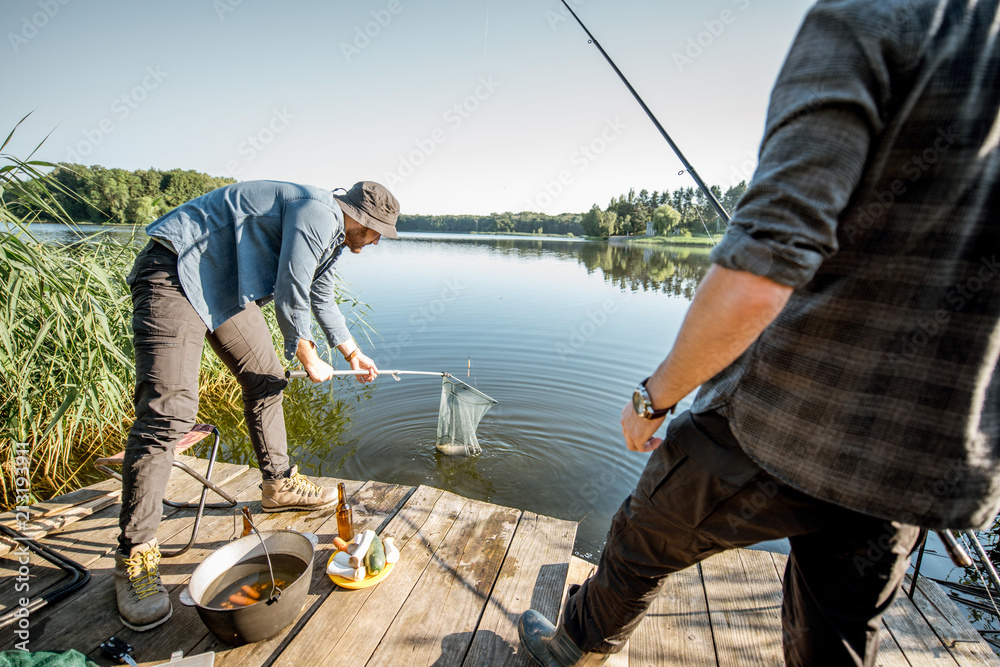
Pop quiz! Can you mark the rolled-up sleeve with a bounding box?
[274,198,339,359]
[712,0,910,287]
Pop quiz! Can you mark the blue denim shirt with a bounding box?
[145,180,350,360]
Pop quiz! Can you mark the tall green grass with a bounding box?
[0,118,140,506]
[0,117,373,509]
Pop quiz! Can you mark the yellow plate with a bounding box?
[327,553,394,589]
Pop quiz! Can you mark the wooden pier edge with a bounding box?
[0,463,996,666]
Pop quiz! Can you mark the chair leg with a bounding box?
[160,427,238,559]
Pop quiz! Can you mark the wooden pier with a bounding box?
[1,455,997,666]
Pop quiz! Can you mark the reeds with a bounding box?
[0,117,373,509]
[0,117,141,505]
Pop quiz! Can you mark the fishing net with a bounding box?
[435,375,497,456]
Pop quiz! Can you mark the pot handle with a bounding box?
[301,532,319,550]
[178,586,197,607]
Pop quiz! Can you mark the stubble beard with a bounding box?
[344,227,368,254]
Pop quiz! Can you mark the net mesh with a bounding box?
[435,375,497,456]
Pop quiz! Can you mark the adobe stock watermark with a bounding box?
[525,117,628,212]
[64,66,169,163]
[371,278,466,368]
[556,295,630,362]
[884,254,999,368]
[11,442,32,651]
[383,76,501,188]
[340,0,411,62]
[566,457,633,520]
[544,0,588,31]
[673,0,752,73]
[843,126,958,245]
[8,0,71,54]
[851,462,963,576]
[213,0,244,20]
[218,107,295,178]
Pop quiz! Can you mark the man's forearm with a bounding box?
[644,265,793,410]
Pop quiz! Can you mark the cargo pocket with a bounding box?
[134,333,185,387]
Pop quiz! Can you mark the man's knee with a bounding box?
[239,372,287,405]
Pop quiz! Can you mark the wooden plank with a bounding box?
[0,478,120,523]
[273,485,452,666]
[0,469,264,655]
[117,471,350,667]
[0,459,249,612]
[364,494,521,666]
[702,548,785,666]
[909,576,1000,666]
[629,563,718,666]
[0,455,237,558]
[882,587,958,666]
[199,479,414,667]
[463,511,577,667]
[560,557,628,667]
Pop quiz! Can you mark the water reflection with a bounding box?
[578,242,709,298]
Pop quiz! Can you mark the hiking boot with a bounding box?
[518,610,610,667]
[261,465,337,512]
[115,539,172,632]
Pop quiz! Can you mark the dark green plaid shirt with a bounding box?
[693,0,1000,529]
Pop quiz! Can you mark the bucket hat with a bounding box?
[333,181,400,239]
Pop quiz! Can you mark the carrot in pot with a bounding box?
[228,593,258,607]
[241,584,261,599]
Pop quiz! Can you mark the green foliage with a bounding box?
[0,118,141,505]
[0,119,366,508]
[652,204,682,235]
[5,163,236,226]
[595,181,748,237]
[397,211,584,236]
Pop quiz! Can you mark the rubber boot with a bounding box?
[518,610,610,666]
[114,538,172,631]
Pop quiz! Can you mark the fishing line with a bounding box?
[557,0,730,225]
[961,530,1000,619]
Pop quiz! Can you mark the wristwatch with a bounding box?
[632,378,676,420]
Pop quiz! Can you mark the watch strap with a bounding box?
[642,378,677,419]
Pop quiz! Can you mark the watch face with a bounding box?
[632,387,647,416]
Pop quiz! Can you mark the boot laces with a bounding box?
[290,472,321,497]
[125,546,163,600]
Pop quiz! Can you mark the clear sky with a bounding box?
[2,0,814,215]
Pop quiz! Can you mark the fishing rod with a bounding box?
[557,0,730,225]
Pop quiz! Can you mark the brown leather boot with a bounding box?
[518,610,611,666]
[115,539,172,631]
[261,465,337,512]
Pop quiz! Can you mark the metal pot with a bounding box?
[179,530,316,646]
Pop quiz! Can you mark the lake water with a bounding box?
[21,222,998,642]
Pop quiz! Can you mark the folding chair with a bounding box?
[95,424,238,557]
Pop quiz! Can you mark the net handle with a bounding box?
[285,370,446,379]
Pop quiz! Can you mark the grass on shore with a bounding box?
[618,234,718,247]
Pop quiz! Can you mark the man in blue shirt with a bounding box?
[114,180,399,632]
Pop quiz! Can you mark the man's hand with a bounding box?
[350,352,379,383]
[304,357,334,383]
[621,403,664,452]
[295,337,334,383]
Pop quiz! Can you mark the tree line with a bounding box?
[3,162,748,238]
[581,182,748,238]
[1,163,236,226]
[400,182,748,237]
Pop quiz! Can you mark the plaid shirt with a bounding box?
[692,0,1000,529]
